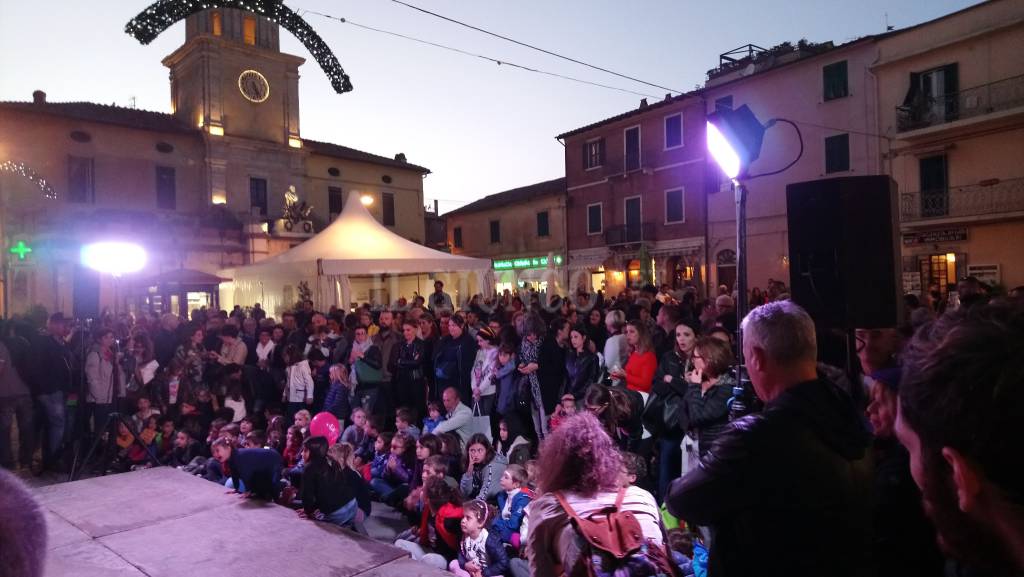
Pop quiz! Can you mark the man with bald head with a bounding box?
[431,387,473,446]
[668,301,873,577]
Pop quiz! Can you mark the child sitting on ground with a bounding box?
[370,431,416,505]
[395,407,422,440]
[156,416,176,461]
[328,442,371,534]
[367,431,394,483]
[282,425,305,468]
[439,432,464,479]
[293,409,312,433]
[450,500,509,577]
[523,460,538,492]
[422,401,445,434]
[490,464,533,549]
[341,407,368,446]
[400,454,458,531]
[166,429,201,467]
[547,393,577,431]
[395,476,464,571]
[357,415,382,468]
[131,397,161,433]
[244,430,266,449]
[666,529,697,577]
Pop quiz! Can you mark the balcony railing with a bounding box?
[605,222,655,246]
[897,74,1024,132]
[901,177,1024,222]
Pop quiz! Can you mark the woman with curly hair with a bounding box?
[526,413,665,576]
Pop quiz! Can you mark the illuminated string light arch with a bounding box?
[125,0,353,94]
[0,161,58,200]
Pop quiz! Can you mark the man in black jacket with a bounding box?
[29,313,74,471]
[667,301,873,577]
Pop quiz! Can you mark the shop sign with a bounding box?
[967,264,1000,286]
[902,227,968,245]
[493,254,564,270]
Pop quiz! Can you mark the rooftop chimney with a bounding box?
[639,98,648,108]
[394,153,407,163]
[32,90,46,105]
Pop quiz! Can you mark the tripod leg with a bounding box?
[69,418,107,482]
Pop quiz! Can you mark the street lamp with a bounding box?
[360,194,374,207]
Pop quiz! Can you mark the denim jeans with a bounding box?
[319,498,359,528]
[0,395,34,468]
[36,391,65,463]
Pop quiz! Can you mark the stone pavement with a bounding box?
[34,467,450,577]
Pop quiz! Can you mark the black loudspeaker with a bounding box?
[786,175,901,329]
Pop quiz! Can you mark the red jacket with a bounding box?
[420,502,463,556]
[624,351,657,393]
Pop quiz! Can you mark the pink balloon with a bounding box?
[310,412,341,446]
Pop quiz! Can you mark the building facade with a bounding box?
[0,8,428,318]
[701,38,885,295]
[445,178,567,294]
[874,0,1024,294]
[558,93,707,297]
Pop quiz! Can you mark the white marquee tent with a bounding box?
[220,193,491,314]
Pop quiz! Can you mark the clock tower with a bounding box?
[162,8,307,211]
[163,8,303,143]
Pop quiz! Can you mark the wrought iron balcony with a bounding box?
[897,74,1024,132]
[900,177,1024,222]
[605,222,655,246]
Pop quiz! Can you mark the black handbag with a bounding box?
[642,390,686,436]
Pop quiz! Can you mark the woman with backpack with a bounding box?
[527,412,674,577]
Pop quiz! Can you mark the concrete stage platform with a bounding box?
[34,467,450,577]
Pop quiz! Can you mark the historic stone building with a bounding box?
[0,8,429,318]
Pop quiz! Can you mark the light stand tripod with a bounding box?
[68,410,162,481]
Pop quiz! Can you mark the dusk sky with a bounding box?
[0,0,978,213]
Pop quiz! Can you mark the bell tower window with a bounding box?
[243,16,256,45]
[211,11,222,36]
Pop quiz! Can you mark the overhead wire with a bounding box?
[301,9,662,98]
[388,0,684,94]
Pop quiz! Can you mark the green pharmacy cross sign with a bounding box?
[9,241,32,261]
[493,254,564,270]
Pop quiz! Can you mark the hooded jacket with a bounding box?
[667,378,873,577]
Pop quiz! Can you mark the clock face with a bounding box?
[238,70,270,103]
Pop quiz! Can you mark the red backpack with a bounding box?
[553,489,676,577]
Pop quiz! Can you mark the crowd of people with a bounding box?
[1,275,1023,577]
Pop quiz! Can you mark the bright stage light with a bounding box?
[706,104,767,180]
[81,242,147,275]
[360,194,374,206]
[707,121,741,180]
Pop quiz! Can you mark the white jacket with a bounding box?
[283,359,314,403]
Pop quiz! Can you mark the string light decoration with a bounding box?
[0,161,58,200]
[125,0,353,94]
